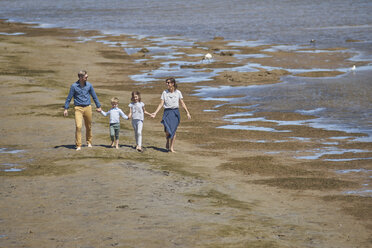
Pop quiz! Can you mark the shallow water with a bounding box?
[194,70,372,140]
[1,0,371,47]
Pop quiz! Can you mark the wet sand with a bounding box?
[0,21,371,247]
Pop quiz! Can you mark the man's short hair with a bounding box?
[78,70,87,78]
[111,97,119,104]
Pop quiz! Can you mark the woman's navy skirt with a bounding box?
[161,108,180,139]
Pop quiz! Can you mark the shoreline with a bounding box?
[0,20,371,247]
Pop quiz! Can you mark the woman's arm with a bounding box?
[180,99,191,119]
[151,100,164,118]
[143,106,152,117]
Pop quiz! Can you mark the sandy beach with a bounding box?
[0,20,371,248]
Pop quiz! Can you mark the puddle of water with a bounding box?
[214,103,227,108]
[233,54,271,59]
[223,112,254,118]
[1,163,24,172]
[201,96,242,102]
[295,147,370,160]
[151,54,180,60]
[262,44,303,52]
[296,49,339,53]
[352,136,372,142]
[336,169,372,174]
[130,62,218,83]
[217,125,291,132]
[0,32,25,36]
[1,163,18,166]
[290,137,312,142]
[324,157,372,162]
[203,109,218,112]
[148,37,195,47]
[3,168,24,172]
[146,46,176,54]
[227,40,267,47]
[329,136,354,140]
[223,116,312,126]
[343,189,372,197]
[266,151,281,154]
[134,59,149,63]
[0,148,24,154]
[124,47,142,55]
[96,40,127,47]
[296,108,326,115]
[322,142,339,145]
[186,53,204,57]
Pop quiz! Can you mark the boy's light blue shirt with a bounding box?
[101,107,128,123]
[64,81,101,109]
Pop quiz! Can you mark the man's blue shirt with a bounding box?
[64,81,101,109]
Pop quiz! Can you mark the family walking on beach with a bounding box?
[63,70,191,152]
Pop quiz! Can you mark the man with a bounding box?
[64,70,101,151]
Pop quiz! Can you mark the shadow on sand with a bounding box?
[146,146,169,153]
[54,144,76,150]
[54,144,169,153]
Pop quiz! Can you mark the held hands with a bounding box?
[187,113,191,119]
[150,113,156,118]
[96,107,102,112]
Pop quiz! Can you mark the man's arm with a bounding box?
[63,85,75,116]
[89,84,101,110]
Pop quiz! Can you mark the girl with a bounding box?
[128,91,151,152]
[151,78,191,153]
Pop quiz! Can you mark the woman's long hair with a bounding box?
[166,77,177,89]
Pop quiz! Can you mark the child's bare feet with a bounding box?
[136,146,142,152]
[110,141,115,148]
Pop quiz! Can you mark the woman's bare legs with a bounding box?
[165,132,170,151]
[165,132,176,152]
[169,134,176,152]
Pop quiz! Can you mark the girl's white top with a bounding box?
[161,89,183,109]
[100,107,128,123]
[128,102,145,121]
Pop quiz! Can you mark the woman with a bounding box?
[151,78,191,152]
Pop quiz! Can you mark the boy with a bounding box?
[100,97,128,149]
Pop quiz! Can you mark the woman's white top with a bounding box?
[161,89,183,109]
